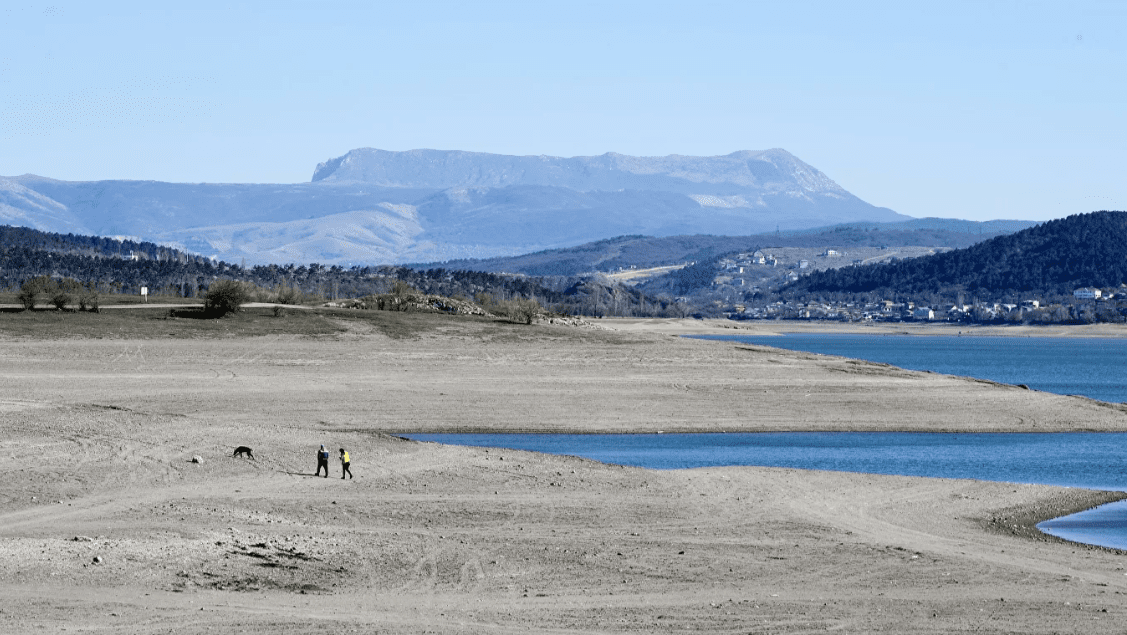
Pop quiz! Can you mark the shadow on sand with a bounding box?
[280,470,332,477]
[167,307,222,319]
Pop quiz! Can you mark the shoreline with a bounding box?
[603,316,1127,338]
[405,431,1127,552]
[993,489,1127,553]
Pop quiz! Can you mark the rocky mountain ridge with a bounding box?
[2,148,908,265]
[312,148,848,196]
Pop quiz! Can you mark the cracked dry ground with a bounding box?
[2,318,1127,633]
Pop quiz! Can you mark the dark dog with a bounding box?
[232,446,255,460]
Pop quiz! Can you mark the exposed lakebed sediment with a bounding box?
[3,315,1127,633]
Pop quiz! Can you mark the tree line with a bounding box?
[0,226,687,317]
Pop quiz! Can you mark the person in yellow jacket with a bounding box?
[340,448,352,479]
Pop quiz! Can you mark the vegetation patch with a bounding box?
[0,306,348,339]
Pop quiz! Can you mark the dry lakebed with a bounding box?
[2,309,1127,633]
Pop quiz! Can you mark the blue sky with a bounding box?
[1,1,1124,222]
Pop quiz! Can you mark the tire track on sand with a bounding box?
[785,474,1127,588]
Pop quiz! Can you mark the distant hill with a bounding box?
[0,224,204,263]
[0,225,579,311]
[2,148,907,266]
[412,218,1034,276]
[784,211,1127,297]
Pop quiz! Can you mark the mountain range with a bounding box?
[1,149,908,265]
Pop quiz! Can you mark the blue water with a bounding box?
[404,432,1127,486]
[688,334,1127,403]
[404,432,1127,550]
[1039,503,1127,549]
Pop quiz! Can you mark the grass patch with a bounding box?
[323,308,500,340]
[0,305,554,341]
[326,308,628,345]
[0,300,621,343]
[0,306,347,339]
[0,291,206,307]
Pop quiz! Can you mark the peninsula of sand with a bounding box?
[3,310,1127,634]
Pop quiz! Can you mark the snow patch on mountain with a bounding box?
[689,194,759,208]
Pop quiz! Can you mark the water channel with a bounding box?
[688,333,1127,403]
[406,332,1127,550]
[404,431,1127,549]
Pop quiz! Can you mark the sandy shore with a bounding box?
[605,316,1127,338]
[3,313,1127,633]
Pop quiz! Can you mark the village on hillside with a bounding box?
[723,286,1125,325]
[673,248,1127,325]
[706,246,952,291]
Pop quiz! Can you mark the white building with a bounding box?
[1074,288,1102,300]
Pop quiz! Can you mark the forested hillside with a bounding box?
[0,236,554,303]
[784,211,1127,296]
[412,221,1025,276]
[0,225,205,264]
[0,225,683,317]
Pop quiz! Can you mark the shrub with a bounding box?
[273,305,286,318]
[391,280,416,300]
[509,298,542,325]
[474,292,494,311]
[360,281,421,312]
[50,290,72,311]
[275,284,300,304]
[78,282,100,312]
[18,276,53,311]
[50,278,82,311]
[205,280,251,316]
[489,297,542,324]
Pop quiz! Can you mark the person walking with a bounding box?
[340,448,352,479]
[315,444,330,477]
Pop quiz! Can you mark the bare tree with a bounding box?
[18,275,53,311]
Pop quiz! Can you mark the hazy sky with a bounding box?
[1,1,1124,222]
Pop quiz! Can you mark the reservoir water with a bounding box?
[407,333,1127,549]
[403,432,1127,550]
[688,333,1127,403]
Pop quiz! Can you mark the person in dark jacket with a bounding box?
[315,444,330,477]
